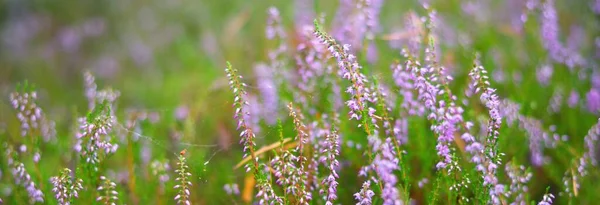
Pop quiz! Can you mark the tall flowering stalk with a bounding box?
[50,168,83,205]
[360,137,403,205]
[225,62,259,172]
[174,151,192,205]
[354,181,375,205]
[314,20,375,133]
[505,162,532,205]
[12,162,44,203]
[287,103,312,204]
[96,176,118,205]
[319,129,340,205]
[226,62,281,204]
[468,55,505,204]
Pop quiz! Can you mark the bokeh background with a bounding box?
[1,0,599,204]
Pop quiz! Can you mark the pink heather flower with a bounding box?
[391,59,425,116]
[354,181,375,205]
[150,160,170,191]
[586,88,600,113]
[505,163,532,205]
[174,153,192,205]
[581,118,600,169]
[548,87,563,113]
[224,183,240,196]
[287,103,312,204]
[12,162,44,203]
[536,64,553,87]
[294,0,315,30]
[50,168,83,205]
[266,7,285,40]
[568,90,579,108]
[319,130,340,204]
[97,176,118,205]
[314,22,374,125]
[256,178,283,205]
[469,56,506,203]
[540,0,565,63]
[75,113,118,166]
[254,63,279,125]
[225,62,258,170]
[9,89,56,142]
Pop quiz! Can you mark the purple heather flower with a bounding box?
[314,24,374,125]
[50,168,83,205]
[548,87,563,113]
[225,62,259,170]
[354,181,375,205]
[505,163,532,205]
[536,64,553,87]
[586,88,600,113]
[267,7,285,40]
[224,183,240,196]
[294,0,315,30]
[256,177,283,205]
[75,113,118,166]
[582,118,600,168]
[150,160,170,191]
[174,104,189,120]
[9,90,56,142]
[319,130,340,204]
[332,0,383,52]
[254,63,279,125]
[540,0,564,62]
[392,60,425,117]
[12,162,44,203]
[568,90,579,108]
[594,0,600,14]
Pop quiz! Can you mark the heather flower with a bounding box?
[468,56,505,203]
[536,64,553,87]
[373,138,402,205]
[548,87,563,113]
[256,176,284,205]
[314,21,375,130]
[294,0,315,30]
[75,106,118,166]
[150,160,170,190]
[12,162,44,203]
[586,88,600,113]
[391,60,424,117]
[319,130,340,204]
[9,87,56,142]
[540,0,565,63]
[225,62,259,172]
[505,163,532,205]
[266,7,285,40]
[287,103,312,204]
[50,168,83,205]
[97,176,118,205]
[223,183,240,196]
[83,72,120,111]
[538,193,555,205]
[174,151,192,205]
[568,90,579,108]
[254,63,279,125]
[354,181,375,205]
